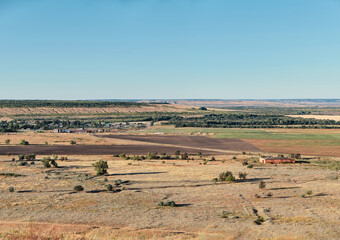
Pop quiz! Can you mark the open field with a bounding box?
[0,154,339,239]
[288,115,340,121]
[97,135,261,152]
[0,104,194,117]
[132,126,340,157]
[0,144,224,156]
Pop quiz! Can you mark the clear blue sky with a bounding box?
[1,0,339,100]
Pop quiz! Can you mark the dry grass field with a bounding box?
[0,104,195,116]
[0,153,339,239]
[288,115,340,121]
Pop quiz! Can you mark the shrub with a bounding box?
[242,151,246,155]
[242,161,248,166]
[74,185,84,192]
[9,187,14,192]
[306,190,313,195]
[70,140,76,145]
[113,153,120,157]
[52,155,58,160]
[218,171,235,182]
[210,156,216,161]
[5,139,10,144]
[119,153,126,158]
[50,159,58,168]
[259,180,266,189]
[106,184,113,191]
[18,161,28,166]
[93,160,109,175]
[30,161,35,165]
[25,154,36,161]
[238,172,247,180]
[266,192,273,197]
[19,139,29,145]
[104,177,108,182]
[247,164,254,169]
[114,179,122,186]
[254,216,265,225]
[158,201,176,207]
[180,152,189,160]
[18,155,25,161]
[146,152,160,160]
[41,157,51,168]
[232,156,237,160]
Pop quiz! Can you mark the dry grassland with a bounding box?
[0,153,339,239]
[288,115,340,121]
[0,104,193,116]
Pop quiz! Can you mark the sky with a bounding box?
[0,0,340,100]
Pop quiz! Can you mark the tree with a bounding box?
[19,139,29,145]
[4,139,10,144]
[93,160,109,175]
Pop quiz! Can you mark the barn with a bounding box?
[259,156,295,164]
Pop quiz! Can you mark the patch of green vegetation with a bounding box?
[137,127,340,141]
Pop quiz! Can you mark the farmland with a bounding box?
[0,100,339,239]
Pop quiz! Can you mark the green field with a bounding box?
[135,126,340,141]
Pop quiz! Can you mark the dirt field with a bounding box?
[0,155,339,239]
[99,135,261,152]
[0,144,223,156]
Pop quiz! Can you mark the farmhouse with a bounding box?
[259,156,295,164]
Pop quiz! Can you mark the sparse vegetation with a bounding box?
[74,185,84,192]
[217,171,235,182]
[259,180,266,189]
[93,160,109,175]
[158,201,176,207]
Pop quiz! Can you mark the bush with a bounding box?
[50,159,58,168]
[93,160,108,175]
[70,140,76,145]
[9,187,14,192]
[306,190,313,195]
[74,185,84,192]
[218,171,235,182]
[41,157,51,168]
[158,201,176,207]
[259,180,266,189]
[18,161,28,166]
[114,179,122,186]
[247,164,254,169]
[25,154,36,161]
[5,139,10,144]
[113,153,120,157]
[254,216,265,225]
[106,184,113,191]
[146,152,160,160]
[238,172,247,180]
[266,192,273,197]
[18,155,25,161]
[19,139,29,145]
[242,161,248,166]
[119,153,126,158]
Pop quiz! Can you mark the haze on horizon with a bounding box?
[1,0,340,100]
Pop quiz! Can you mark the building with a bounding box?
[259,156,295,164]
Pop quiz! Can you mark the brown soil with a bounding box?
[0,144,222,156]
[99,135,261,152]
